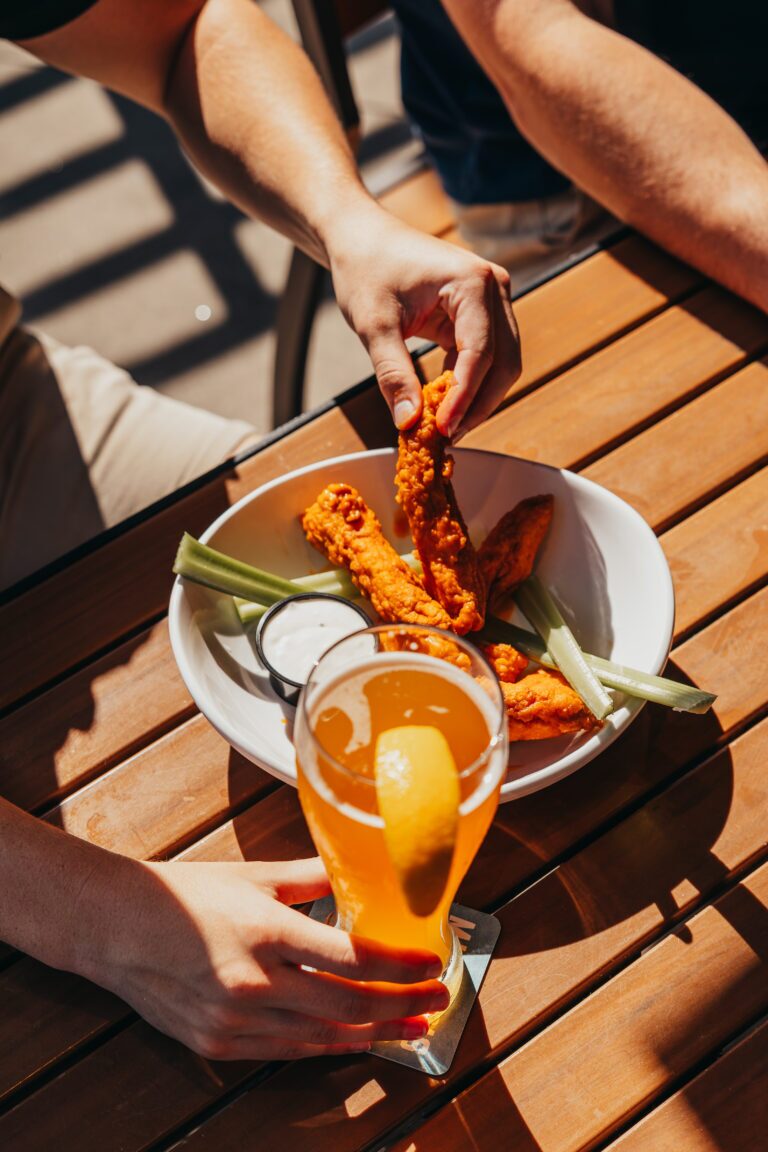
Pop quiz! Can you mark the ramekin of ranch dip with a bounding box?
[255,593,371,705]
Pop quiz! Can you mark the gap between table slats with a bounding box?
[467,285,768,471]
[598,1015,768,1152]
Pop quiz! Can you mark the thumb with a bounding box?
[365,329,423,430]
[258,857,331,906]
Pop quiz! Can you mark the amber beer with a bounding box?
[294,625,508,988]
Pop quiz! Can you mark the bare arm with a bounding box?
[18,0,521,436]
[0,797,448,1058]
[442,0,768,313]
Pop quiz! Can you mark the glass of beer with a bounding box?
[294,623,508,997]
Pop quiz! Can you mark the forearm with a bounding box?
[0,797,128,977]
[443,0,768,312]
[163,0,381,266]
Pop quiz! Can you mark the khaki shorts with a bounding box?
[0,317,256,592]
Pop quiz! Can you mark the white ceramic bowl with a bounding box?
[169,448,674,800]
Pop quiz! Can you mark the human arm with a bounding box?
[441,0,768,314]
[17,0,520,437]
[0,797,447,1058]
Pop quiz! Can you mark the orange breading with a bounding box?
[500,669,601,741]
[301,483,453,630]
[380,628,472,672]
[396,371,486,635]
[481,642,528,684]
[479,494,554,605]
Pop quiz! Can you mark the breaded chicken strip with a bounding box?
[479,494,554,606]
[380,628,471,672]
[396,371,485,635]
[482,642,529,684]
[301,483,453,630]
[501,669,601,741]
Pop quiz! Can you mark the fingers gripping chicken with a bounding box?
[396,372,486,634]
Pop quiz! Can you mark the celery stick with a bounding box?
[234,599,269,627]
[292,568,359,599]
[482,615,715,713]
[515,575,614,720]
[174,533,301,604]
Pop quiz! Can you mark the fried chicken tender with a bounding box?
[479,495,554,606]
[301,483,453,630]
[380,628,472,672]
[481,642,528,684]
[396,371,486,635]
[501,669,602,741]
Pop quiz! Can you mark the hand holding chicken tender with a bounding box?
[301,372,602,744]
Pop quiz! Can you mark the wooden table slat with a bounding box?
[661,466,768,640]
[584,355,768,533]
[45,715,276,861]
[468,286,768,469]
[0,619,194,813]
[3,714,765,1151]
[604,1017,768,1152]
[416,235,701,400]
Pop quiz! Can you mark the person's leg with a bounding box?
[0,328,256,591]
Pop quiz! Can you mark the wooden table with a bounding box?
[1,233,767,1152]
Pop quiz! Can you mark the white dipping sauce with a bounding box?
[261,597,366,684]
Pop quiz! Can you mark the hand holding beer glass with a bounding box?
[294,624,508,1007]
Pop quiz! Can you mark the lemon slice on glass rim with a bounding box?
[374,725,460,917]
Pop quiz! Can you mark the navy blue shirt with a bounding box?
[0,1,98,40]
[393,0,768,204]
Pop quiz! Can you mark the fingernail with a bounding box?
[428,989,451,1013]
[425,960,443,979]
[346,1043,372,1053]
[440,414,461,441]
[394,398,416,429]
[403,1019,429,1040]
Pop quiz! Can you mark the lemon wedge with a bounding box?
[374,725,460,917]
